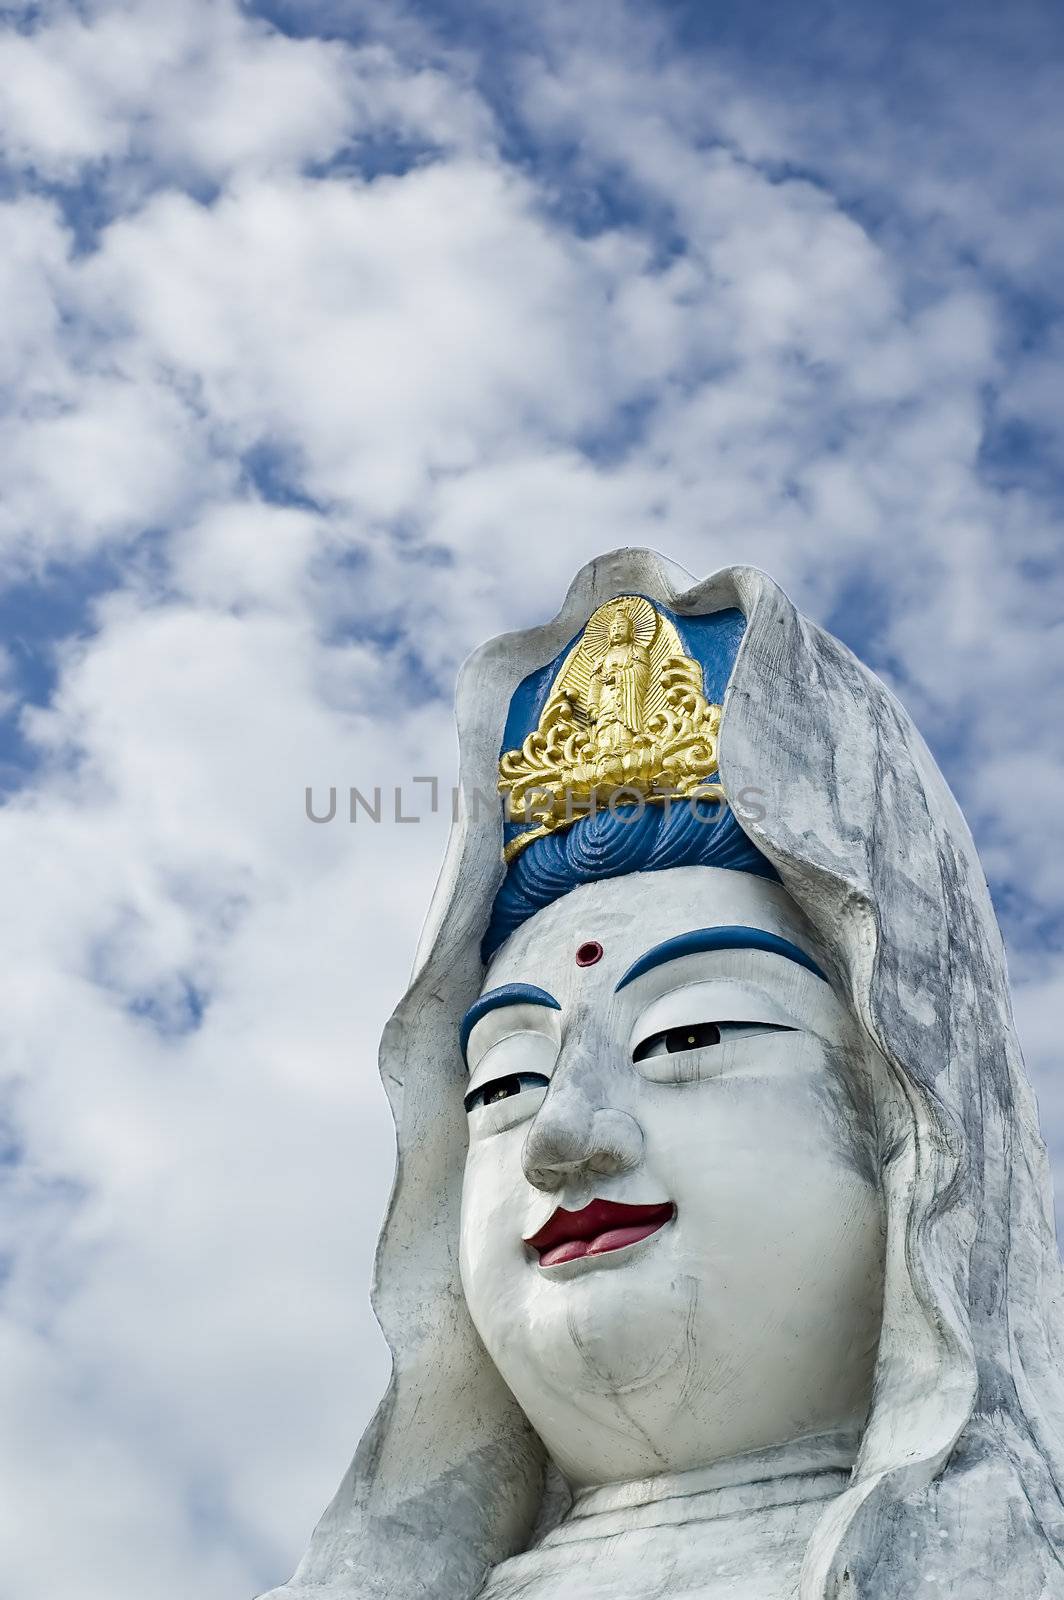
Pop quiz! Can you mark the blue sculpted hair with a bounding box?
[481,603,776,962]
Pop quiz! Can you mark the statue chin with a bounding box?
[459,866,886,1489]
[517,1252,696,1398]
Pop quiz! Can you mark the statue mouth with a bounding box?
[524,1199,675,1268]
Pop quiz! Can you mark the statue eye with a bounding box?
[465,1072,551,1114]
[633,1020,793,1062]
[633,1022,721,1060]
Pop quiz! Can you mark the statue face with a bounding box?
[607,612,633,645]
[459,865,885,1488]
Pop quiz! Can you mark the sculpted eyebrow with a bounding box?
[614,926,829,992]
[459,983,561,1057]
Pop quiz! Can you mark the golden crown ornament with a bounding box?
[498,596,725,862]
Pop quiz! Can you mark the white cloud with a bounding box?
[0,1,419,183]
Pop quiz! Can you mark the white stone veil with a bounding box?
[261,549,1064,1600]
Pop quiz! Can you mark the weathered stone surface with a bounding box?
[259,550,1064,1599]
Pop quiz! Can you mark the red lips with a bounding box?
[524,1198,675,1268]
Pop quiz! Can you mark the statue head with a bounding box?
[460,866,884,1487]
[262,551,1064,1600]
[607,609,634,646]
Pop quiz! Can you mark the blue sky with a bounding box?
[0,2,1062,1596]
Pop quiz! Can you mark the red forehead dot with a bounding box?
[575,940,604,967]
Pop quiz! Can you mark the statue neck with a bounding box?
[476,1432,860,1600]
[567,1428,859,1526]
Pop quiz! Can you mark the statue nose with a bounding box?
[522,1089,644,1193]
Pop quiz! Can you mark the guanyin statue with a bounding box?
[260,549,1064,1600]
